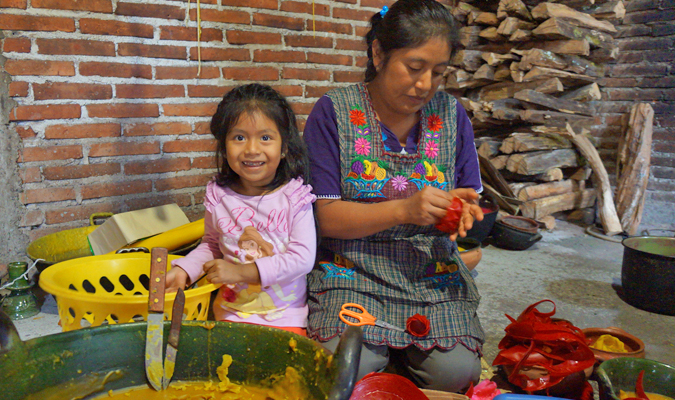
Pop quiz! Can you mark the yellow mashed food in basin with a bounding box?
[620,391,674,400]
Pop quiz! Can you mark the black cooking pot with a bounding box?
[0,311,362,399]
[621,236,675,316]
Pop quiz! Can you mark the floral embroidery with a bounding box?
[350,108,366,126]
[425,130,441,140]
[424,141,439,158]
[320,261,356,280]
[427,113,443,132]
[356,127,370,136]
[390,175,408,192]
[409,160,447,191]
[355,137,370,155]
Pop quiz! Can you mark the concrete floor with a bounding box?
[4,219,675,369]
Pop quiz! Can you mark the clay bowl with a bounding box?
[491,216,542,251]
[466,196,499,244]
[596,357,675,400]
[583,327,645,363]
[457,237,482,271]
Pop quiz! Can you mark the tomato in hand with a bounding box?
[435,197,463,234]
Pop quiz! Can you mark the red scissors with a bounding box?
[339,303,405,332]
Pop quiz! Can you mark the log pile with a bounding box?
[447,0,625,229]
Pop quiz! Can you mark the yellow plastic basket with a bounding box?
[39,253,220,332]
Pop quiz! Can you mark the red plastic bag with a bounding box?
[436,197,463,234]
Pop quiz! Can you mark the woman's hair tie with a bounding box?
[380,5,388,17]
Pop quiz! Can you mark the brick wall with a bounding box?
[596,0,675,230]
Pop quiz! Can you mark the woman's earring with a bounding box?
[281,153,286,158]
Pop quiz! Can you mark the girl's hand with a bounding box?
[166,266,188,292]
[203,259,261,285]
[447,188,484,241]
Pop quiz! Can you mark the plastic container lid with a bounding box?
[350,372,429,400]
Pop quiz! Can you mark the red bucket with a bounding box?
[350,372,429,400]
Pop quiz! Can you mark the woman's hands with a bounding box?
[203,259,261,286]
[402,186,484,241]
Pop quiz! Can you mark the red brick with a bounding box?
[34,82,112,100]
[194,122,211,135]
[253,13,304,30]
[623,9,675,24]
[20,209,45,227]
[334,70,365,83]
[642,77,675,88]
[355,26,369,37]
[285,34,332,48]
[226,30,281,45]
[119,43,186,60]
[20,167,42,183]
[9,104,81,121]
[222,66,278,81]
[0,0,26,9]
[307,52,352,66]
[87,103,159,119]
[280,1,329,16]
[43,163,120,181]
[336,38,367,51]
[0,14,74,32]
[89,142,160,157]
[115,2,184,20]
[645,50,675,63]
[187,85,233,98]
[253,49,305,63]
[653,23,675,37]
[156,66,220,79]
[306,85,339,98]
[32,0,112,12]
[192,8,250,25]
[297,118,306,132]
[124,194,192,209]
[282,67,330,81]
[37,38,115,56]
[290,102,314,116]
[81,180,152,200]
[618,37,674,51]
[615,24,651,38]
[9,81,29,97]
[273,85,303,98]
[45,123,120,139]
[609,64,669,77]
[192,156,217,169]
[156,173,213,191]
[15,126,36,139]
[116,84,184,98]
[125,158,191,175]
[163,103,218,117]
[605,88,667,101]
[163,139,216,153]
[333,7,375,22]
[80,62,152,79]
[124,122,192,137]
[3,37,30,53]
[336,0,358,3]
[21,145,82,162]
[222,0,276,9]
[80,18,153,38]
[45,203,117,225]
[596,77,639,88]
[22,187,75,204]
[313,20,352,35]
[651,166,675,180]
[361,0,392,7]
[160,26,223,42]
[190,47,250,61]
[4,59,75,76]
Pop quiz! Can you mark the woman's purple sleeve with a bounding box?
[454,101,483,193]
[303,96,342,199]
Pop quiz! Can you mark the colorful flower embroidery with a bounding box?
[350,109,366,126]
[424,141,439,158]
[355,138,370,155]
[391,175,408,191]
[425,130,441,140]
[356,127,370,136]
[427,114,443,132]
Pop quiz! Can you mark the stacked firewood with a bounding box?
[446,0,625,229]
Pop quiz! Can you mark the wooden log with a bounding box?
[559,124,623,235]
[561,83,602,102]
[522,66,595,84]
[506,148,579,175]
[520,109,595,127]
[490,154,510,170]
[518,39,591,56]
[502,167,564,182]
[453,2,481,23]
[510,62,525,82]
[569,166,592,181]
[459,26,483,48]
[478,140,502,158]
[520,189,596,220]
[517,179,586,201]
[615,103,653,235]
[532,18,617,50]
[583,0,626,20]
[497,0,532,21]
[509,29,533,42]
[482,52,518,66]
[514,89,595,115]
[537,215,556,230]
[530,2,617,33]
[509,182,537,197]
[494,64,512,80]
[474,64,496,81]
[482,183,520,215]
[479,154,516,198]
[518,49,567,71]
[479,27,505,42]
[497,17,537,36]
[588,47,619,63]
[451,50,484,72]
[470,78,563,102]
[500,132,572,154]
[469,11,500,26]
[490,98,523,120]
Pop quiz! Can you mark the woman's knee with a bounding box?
[404,345,481,392]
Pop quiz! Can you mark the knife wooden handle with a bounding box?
[148,247,168,313]
[168,288,185,348]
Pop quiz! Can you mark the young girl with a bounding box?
[166,84,316,336]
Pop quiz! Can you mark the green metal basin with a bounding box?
[596,357,675,400]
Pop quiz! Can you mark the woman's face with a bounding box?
[372,36,451,117]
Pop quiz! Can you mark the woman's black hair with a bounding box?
[210,83,310,190]
[364,0,460,82]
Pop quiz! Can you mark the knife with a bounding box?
[145,247,168,391]
[163,287,185,389]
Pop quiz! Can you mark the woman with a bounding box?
[303,0,485,392]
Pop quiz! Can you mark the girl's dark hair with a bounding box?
[210,83,310,190]
[365,0,460,82]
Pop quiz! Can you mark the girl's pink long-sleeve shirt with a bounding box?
[172,178,316,327]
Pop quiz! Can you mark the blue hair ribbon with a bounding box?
[380,5,388,17]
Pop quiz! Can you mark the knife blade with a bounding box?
[145,247,168,391]
[163,287,185,389]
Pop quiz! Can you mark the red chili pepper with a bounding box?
[435,197,463,234]
[406,314,431,337]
